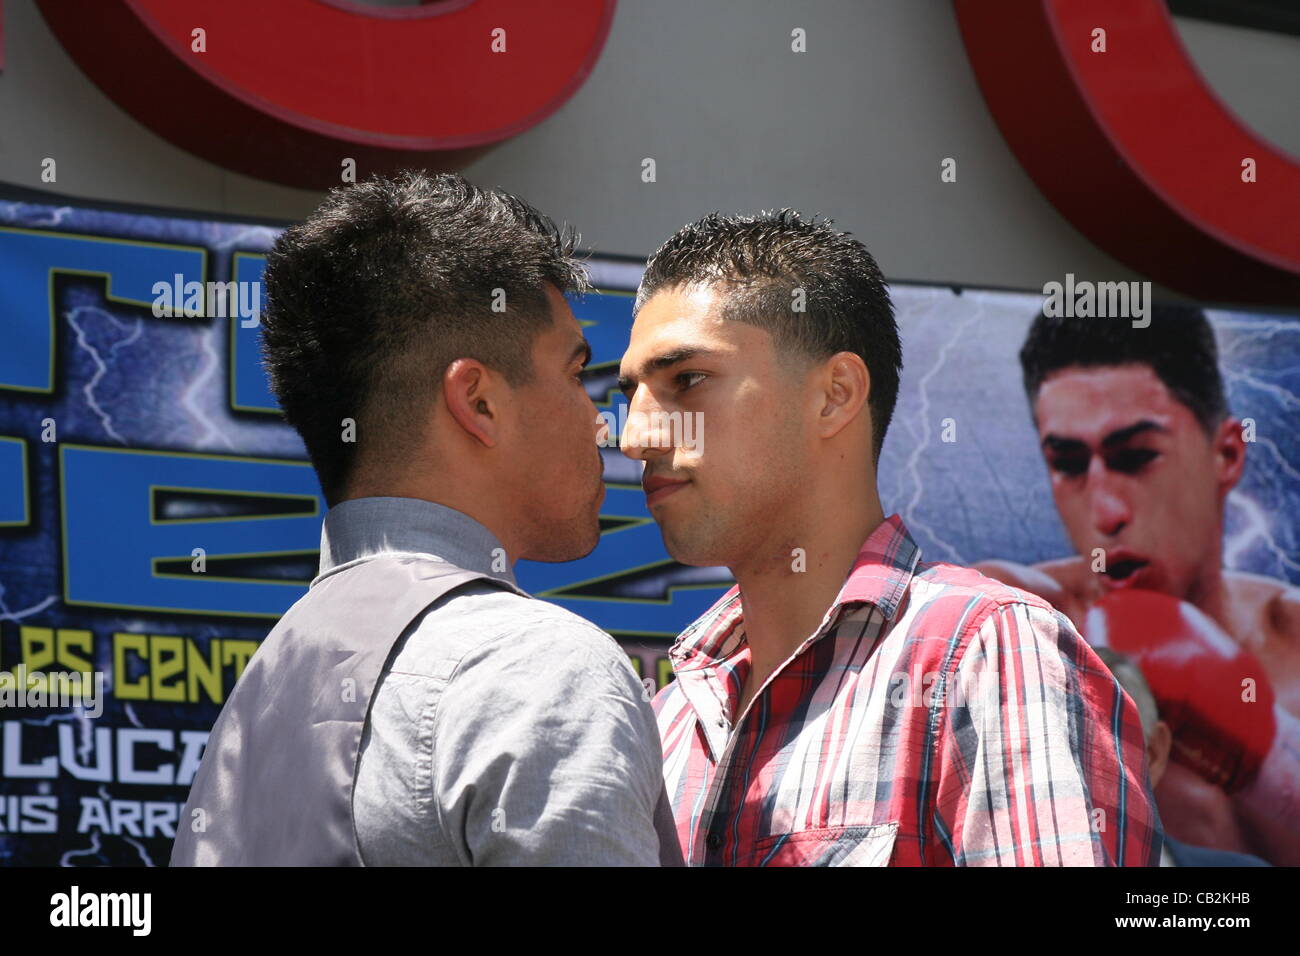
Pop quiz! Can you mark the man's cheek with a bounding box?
[1048,480,1074,517]
[1055,493,1091,543]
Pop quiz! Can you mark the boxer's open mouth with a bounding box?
[1103,559,1148,584]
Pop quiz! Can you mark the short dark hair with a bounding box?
[261,171,588,504]
[635,210,901,462]
[1019,304,1229,435]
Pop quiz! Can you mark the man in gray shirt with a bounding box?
[339,497,676,865]
[171,172,681,866]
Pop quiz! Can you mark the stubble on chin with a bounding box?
[661,514,733,569]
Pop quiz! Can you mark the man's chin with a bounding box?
[659,528,726,569]
[521,523,602,563]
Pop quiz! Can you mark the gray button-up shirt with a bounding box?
[322,497,680,865]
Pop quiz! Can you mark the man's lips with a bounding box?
[1100,552,1151,589]
[643,474,689,507]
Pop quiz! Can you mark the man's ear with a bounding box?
[1213,416,1247,494]
[443,358,502,448]
[1147,719,1173,791]
[815,352,870,440]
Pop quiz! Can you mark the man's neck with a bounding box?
[1186,561,1234,635]
[732,496,886,684]
[340,473,520,564]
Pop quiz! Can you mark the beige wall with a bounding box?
[3,0,1297,298]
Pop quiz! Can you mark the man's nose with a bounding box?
[618,388,671,462]
[1088,459,1131,537]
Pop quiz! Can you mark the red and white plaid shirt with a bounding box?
[653,515,1164,866]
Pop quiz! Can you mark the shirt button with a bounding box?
[706,832,723,851]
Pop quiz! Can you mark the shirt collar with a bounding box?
[832,513,921,619]
[313,496,522,592]
[670,514,922,670]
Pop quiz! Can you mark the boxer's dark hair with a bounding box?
[261,171,588,505]
[1019,304,1228,435]
[636,210,900,464]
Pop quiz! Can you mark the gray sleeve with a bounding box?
[431,621,671,866]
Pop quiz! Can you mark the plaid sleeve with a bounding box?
[931,600,1164,866]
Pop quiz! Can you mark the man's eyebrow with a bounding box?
[569,337,592,367]
[617,347,716,395]
[1101,420,1165,449]
[1041,420,1167,454]
[1042,434,1089,454]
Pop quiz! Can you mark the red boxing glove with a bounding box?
[1085,590,1277,793]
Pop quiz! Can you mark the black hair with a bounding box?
[636,209,901,462]
[1019,304,1228,434]
[260,171,588,504]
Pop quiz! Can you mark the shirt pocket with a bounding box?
[748,821,900,867]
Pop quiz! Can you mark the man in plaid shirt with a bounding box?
[616,210,1164,866]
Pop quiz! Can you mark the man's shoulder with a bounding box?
[395,582,628,680]
[911,559,1063,620]
[892,560,1077,670]
[970,556,1083,610]
[1226,570,1300,639]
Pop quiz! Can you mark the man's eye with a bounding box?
[1108,449,1158,474]
[677,372,707,391]
[1048,455,1088,477]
